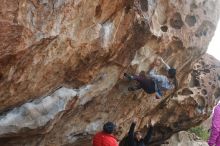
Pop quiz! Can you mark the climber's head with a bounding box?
[134,131,143,141]
[103,122,116,134]
[168,68,176,78]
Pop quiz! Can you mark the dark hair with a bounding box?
[168,68,176,78]
[103,122,116,134]
[168,68,178,90]
[134,131,143,141]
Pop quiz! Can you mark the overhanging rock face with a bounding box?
[0,0,220,145]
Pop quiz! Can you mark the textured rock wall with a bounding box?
[0,0,220,145]
[161,131,208,146]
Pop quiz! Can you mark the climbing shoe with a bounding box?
[124,73,133,80]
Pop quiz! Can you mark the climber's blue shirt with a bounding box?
[149,68,174,96]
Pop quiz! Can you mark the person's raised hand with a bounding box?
[132,117,138,124]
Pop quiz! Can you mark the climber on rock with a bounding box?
[119,118,153,146]
[208,101,220,146]
[124,57,177,99]
[93,122,118,146]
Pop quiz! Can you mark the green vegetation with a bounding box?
[188,126,209,141]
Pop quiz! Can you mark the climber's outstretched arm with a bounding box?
[158,57,170,71]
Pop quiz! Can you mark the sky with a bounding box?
[207,21,220,60]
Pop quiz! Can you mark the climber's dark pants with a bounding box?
[130,75,156,94]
